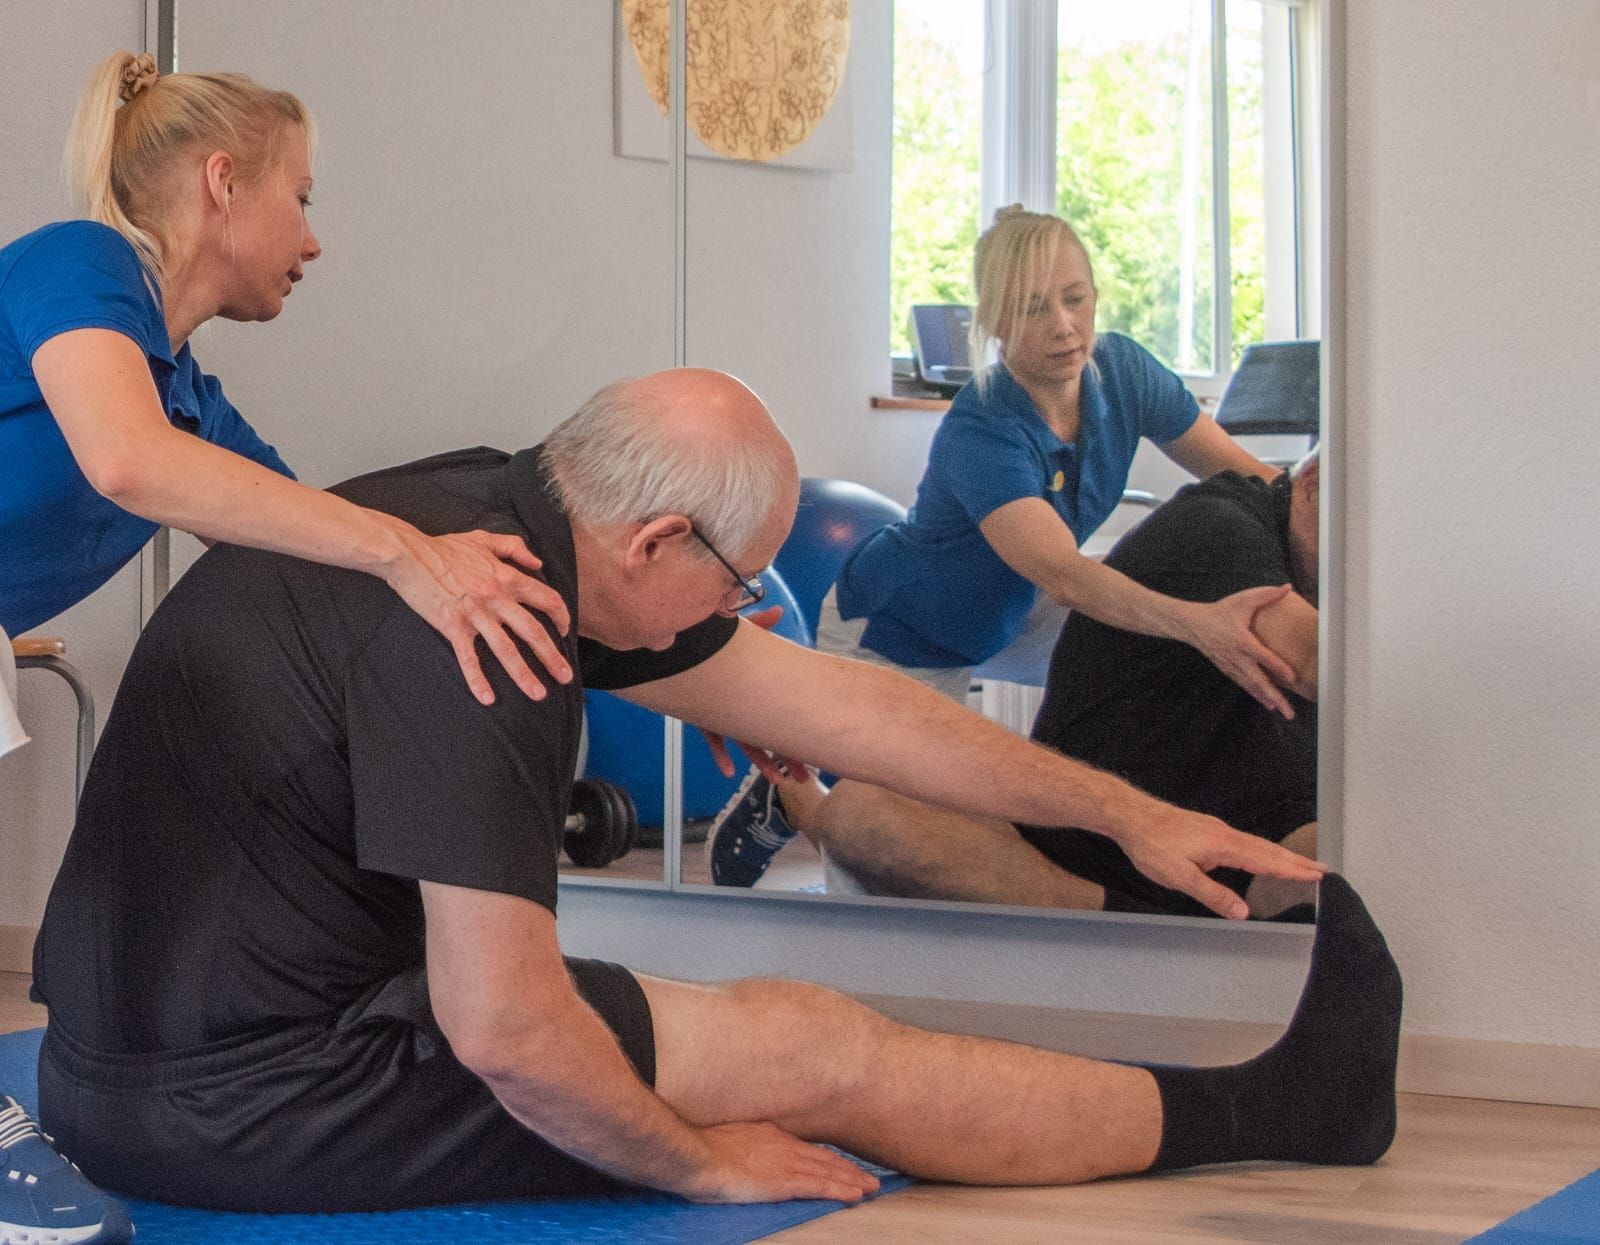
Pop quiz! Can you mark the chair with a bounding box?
[11,637,95,805]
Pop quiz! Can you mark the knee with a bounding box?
[721,978,891,1105]
[809,781,904,857]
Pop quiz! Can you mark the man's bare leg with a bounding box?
[640,875,1400,1187]
[796,778,1106,908]
[642,975,1159,1185]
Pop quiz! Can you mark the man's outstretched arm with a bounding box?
[621,620,1325,919]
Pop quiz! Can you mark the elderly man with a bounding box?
[733,451,1322,919]
[34,371,1394,1213]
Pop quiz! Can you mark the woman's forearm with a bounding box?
[1038,551,1200,646]
[102,421,412,578]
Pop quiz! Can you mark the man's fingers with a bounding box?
[703,731,737,778]
[773,755,813,784]
[1236,840,1327,881]
[1181,869,1250,920]
[749,750,788,785]
[743,605,784,632]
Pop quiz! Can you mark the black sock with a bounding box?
[1145,873,1402,1171]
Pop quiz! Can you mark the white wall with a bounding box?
[0,1,146,932]
[1337,0,1600,1045]
[177,0,677,485]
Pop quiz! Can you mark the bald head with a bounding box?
[622,368,794,466]
[542,368,798,562]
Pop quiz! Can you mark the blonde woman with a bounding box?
[1,52,573,705]
[0,52,572,1242]
[711,207,1295,885]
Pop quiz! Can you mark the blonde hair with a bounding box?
[62,51,315,289]
[970,206,1094,394]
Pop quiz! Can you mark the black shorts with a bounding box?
[38,957,653,1212]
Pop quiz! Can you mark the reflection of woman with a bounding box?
[0,53,569,1240]
[710,207,1294,886]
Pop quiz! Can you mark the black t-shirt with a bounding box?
[33,446,737,1053]
[1019,471,1316,916]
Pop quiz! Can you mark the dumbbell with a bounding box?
[563,778,640,867]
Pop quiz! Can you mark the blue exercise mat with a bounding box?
[0,1028,910,1243]
[1468,1167,1600,1244]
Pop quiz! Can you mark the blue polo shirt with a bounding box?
[0,221,293,634]
[834,333,1198,668]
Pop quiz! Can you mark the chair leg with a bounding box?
[14,655,96,806]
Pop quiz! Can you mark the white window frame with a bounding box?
[935,0,1320,396]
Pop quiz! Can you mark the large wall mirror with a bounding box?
[670,0,1331,925]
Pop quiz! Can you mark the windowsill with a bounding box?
[871,393,951,412]
[872,391,1217,414]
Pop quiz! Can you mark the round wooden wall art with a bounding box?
[622,0,851,162]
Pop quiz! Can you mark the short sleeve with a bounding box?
[580,612,739,691]
[344,606,577,911]
[928,414,1047,525]
[1110,335,1200,445]
[2,223,157,362]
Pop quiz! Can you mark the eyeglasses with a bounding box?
[691,524,766,612]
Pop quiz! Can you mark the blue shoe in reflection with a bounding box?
[0,1096,133,1244]
[707,768,797,886]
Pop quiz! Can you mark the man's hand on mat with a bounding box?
[384,525,574,706]
[1118,807,1327,920]
[685,1121,879,1204]
[1184,585,1300,718]
[700,607,814,785]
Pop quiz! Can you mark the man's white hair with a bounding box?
[542,377,787,557]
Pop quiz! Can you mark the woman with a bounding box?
[0,52,570,1243]
[1,52,572,707]
[710,206,1297,886]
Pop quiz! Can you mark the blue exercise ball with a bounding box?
[774,478,907,635]
[583,563,812,825]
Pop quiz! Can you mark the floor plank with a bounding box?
[4,973,1594,1242]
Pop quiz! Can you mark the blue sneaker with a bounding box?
[707,769,797,886]
[0,1097,133,1244]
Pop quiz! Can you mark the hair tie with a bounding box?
[118,53,159,103]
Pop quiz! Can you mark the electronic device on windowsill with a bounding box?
[909,303,974,395]
[1216,339,1321,437]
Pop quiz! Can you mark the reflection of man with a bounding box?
[767,453,1320,919]
[35,378,1390,1213]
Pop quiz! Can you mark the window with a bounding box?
[890,0,1318,383]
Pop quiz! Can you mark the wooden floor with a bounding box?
[4,973,1595,1243]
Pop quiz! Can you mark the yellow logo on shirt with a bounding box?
[1051,470,1065,492]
